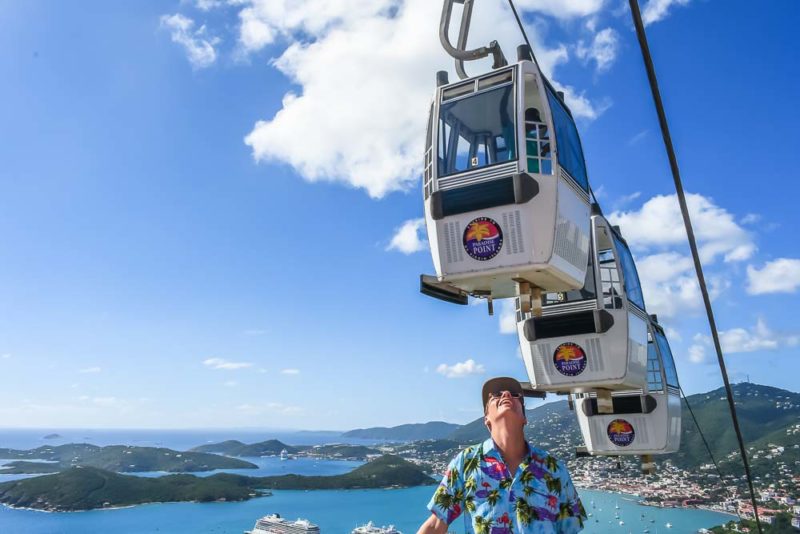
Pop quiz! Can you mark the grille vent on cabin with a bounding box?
[501,210,524,255]
[443,221,464,264]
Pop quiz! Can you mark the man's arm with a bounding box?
[416,512,449,534]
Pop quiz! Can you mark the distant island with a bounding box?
[0,443,256,474]
[0,455,434,511]
[42,433,62,440]
[342,421,461,441]
[191,440,380,460]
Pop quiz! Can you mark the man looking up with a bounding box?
[417,377,586,534]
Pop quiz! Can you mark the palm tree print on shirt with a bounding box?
[427,438,586,533]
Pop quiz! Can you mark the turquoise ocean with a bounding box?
[0,430,733,534]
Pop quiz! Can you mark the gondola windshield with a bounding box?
[545,86,588,191]
[613,234,645,310]
[438,84,516,176]
[655,330,680,388]
[646,338,664,392]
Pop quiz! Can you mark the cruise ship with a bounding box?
[351,522,401,534]
[245,514,320,534]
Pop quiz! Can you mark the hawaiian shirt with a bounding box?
[427,438,586,534]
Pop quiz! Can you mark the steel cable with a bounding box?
[625,1,763,531]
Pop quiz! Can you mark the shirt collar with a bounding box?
[482,437,533,461]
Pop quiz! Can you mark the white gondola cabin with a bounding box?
[517,213,648,392]
[421,52,591,305]
[574,319,682,459]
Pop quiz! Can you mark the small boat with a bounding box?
[666,523,673,528]
[619,520,625,526]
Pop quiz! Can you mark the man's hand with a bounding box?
[416,513,449,534]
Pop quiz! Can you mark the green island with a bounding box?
[0,455,434,512]
[191,440,379,460]
[0,443,257,474]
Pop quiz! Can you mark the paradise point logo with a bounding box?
[553,342,587,377]
[607,419,636,447]
[463,217,503,261]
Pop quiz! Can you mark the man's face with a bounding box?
[484,390,526,430]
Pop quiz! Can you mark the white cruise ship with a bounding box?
[351,522,401,534]
[245,514,320,534]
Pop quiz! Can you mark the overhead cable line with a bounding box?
[679,386,743,522]
[506,0,540,70]
[625,1,762,531]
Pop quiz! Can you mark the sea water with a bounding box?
[0,486,734,534]
[0,430,734,533]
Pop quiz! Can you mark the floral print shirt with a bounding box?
[427,438,586,533]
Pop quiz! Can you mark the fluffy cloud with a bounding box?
[687,336,706,364]
[437,358,485,378]
[515,0,605,19]
[641,0,691,25]
[203,357,253,370]
[239,0,604,198]
[387,218,427,254]
[195,0,223,11]
[688,319,798,364]
[160,13,219,69]
[609,193,756,264]
[746,258,800,295]
[575,27,619,72]
[281,368,300,375]
[78,366,102,374]
[1,353,10,359]
[499,299,518,334]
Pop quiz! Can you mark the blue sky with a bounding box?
[0,0,798,430]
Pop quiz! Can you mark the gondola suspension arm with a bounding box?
[440,0,507,80]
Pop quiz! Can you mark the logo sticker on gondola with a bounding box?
[463,217,503,261]
[553,342,587,376]
[607,419,636,447]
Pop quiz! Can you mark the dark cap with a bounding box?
[482,377,524,411]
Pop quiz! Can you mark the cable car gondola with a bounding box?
[516,213,649,393]
[573,318,681,471]
[420,5,591,310]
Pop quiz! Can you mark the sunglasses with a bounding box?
[488,390,523,400]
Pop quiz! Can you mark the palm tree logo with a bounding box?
[463,217,503,261]
[607,419,635,446]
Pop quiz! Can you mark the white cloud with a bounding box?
[281,368,300,375]
[436,358,485,378]
[741,213,761,225]
[613,191,641,209]
[223,380,239,387]
[609,193,756,264]
[239,0,604,198]
[627,130,649,146]
[575,28,619,72]
[641,0,691,25]
[690,319,796,360]
[634,251,729,319]
[387,218,427,254]
[688,338,707,364]
[78,366,102,374]
[499,299,518,334]
[746,259,800,295]
[160,13,219,69]
[0,353,10,359]
[203,357,253,370]
[515,0,605,19]
[195,0,223,11]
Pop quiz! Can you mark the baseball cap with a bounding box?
[482,377,524,411]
